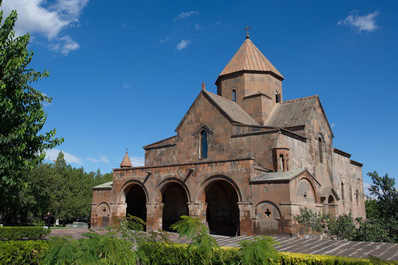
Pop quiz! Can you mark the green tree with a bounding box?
[0,2,62,222]
[366,171,398,242]
[368,171,398,219]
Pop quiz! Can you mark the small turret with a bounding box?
[120,151,133,168]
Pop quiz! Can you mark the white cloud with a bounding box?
[160,34,172,44]
[130,157,144,167]
[331,122,335,128]
[338,11,379,33]
[195,24,200,30]
[51,0,89,19]
[49,35,80,55]
[2,0,89,55]
[45,148,82,165]
[174,11,199,21]
[86,155,109,163]
[176,40,191,51]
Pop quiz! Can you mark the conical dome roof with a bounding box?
[219,38,284,80]
[120,152,132,168]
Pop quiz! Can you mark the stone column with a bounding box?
[146,202,163,232]
[238,202,253,235]
[111,202,126,226]
[279,202,298,235]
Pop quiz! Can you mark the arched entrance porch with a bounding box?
[125,184,147,229]
[161,182,189,231]
[204,179,240,236]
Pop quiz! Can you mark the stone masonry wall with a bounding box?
[333,152,366,218]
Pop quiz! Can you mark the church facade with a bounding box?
[91,36,366,236]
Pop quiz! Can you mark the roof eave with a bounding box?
[215,70,284,86]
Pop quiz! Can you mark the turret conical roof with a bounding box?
[218,38,284,80]
[120,152,132,168]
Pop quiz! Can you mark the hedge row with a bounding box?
[0,240,48,265]
[0,240,374,265]
[0,227,50,240]
[139,242,371,265]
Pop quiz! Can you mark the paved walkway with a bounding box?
[49,229,398,261]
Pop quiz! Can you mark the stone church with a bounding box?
[91,35,366,236]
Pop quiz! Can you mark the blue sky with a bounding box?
[2,0,398,190]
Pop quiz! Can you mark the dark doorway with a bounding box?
[126,185,147,229]
[162,183,189,231]
[205,180,240,236]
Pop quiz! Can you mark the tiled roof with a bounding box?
[219,38,284,80]
[251,169,306,183]
[204,91,259,126]
[266,96,318,128]
[93,181,113,189]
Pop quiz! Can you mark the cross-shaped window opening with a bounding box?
[265,208,271,217]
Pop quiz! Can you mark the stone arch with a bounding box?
[155,177,192,203]
[96,202,111,227]
[119,180,149,204]
[296,177,317,204]
[199,176,241,236]
[157,178,190,231]
[316,132,325,142]
[254,201,281,234]
[327,195,337,217]
[97,202,110,216]
[197,175,242,202]
[119,181,148,228]
[193,124,214,136]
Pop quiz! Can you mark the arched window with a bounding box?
[279,154,284,172]
[232,89,237,102]
[200,130,208,159]
[275,91,281,103]
[318,137,323,163]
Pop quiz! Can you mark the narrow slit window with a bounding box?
[200,130,208,159]
[341,183,344,200]
[356,190,359,205]
[232,89,237,102]
[318,137,323,163]
[279,154,284,171]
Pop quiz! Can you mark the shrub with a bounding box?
[0,226,50,240]
[43,230,137,264]
[279,252,370,265]
[170,215,219,265]
[0,240,49,265]
[239,236,279,264]
[139,242,371,265]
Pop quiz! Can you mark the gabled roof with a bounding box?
[266,96,318,128]
[176,90,259,131]
[218,38,284,81]
[250,168,321,186]
[251,168,306,183]
[204,91,259,125]
[265,95,334,138]
[143,135,177,150]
